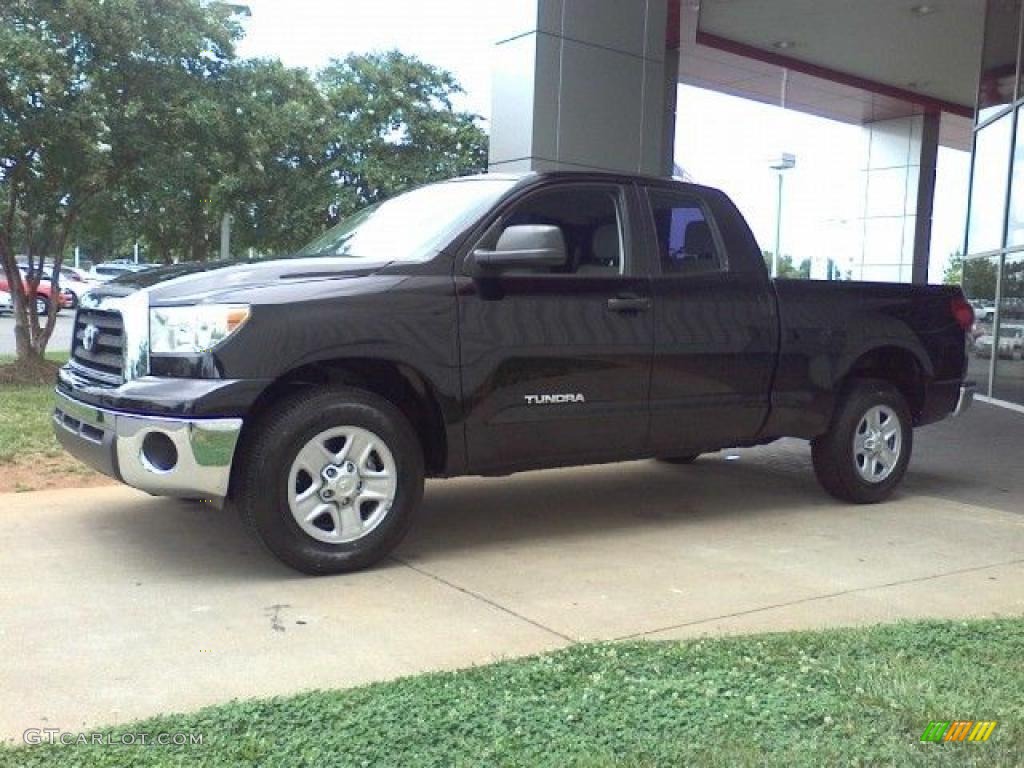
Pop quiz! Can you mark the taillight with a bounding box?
[951,296,974,331]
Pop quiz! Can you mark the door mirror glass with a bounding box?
[473,224,567,269]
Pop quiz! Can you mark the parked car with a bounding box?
[89,262,154,282]
[0,268,74,314]
[974,325,1024,360]
[0,289,11,314]
[15,263,99,308]
[971,302,996,324]
[54,172,975,575]
[59,266,102,306]
[89,263,139,282]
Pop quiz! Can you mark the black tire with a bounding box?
[657,454,700,465]
[232,386,424,575]
[811,379,912,504]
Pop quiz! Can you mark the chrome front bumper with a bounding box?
[53,389,243,500]
[952,382,975,418]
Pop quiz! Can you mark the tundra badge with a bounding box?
[524,393,585,405]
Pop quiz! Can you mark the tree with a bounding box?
[70,191,138,265]
[318,51,488,222]
[102,51,486,263]
[943,251,964,286]
[0,0,240,363]
[946,251,999,302]
[217,60,336,255]
[762,251,809,279]
[3,12,489,365]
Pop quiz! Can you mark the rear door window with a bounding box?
[645,189,724,276]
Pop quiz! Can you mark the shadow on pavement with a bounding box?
[81,402,1021,578]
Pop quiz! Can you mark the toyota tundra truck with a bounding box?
[54,172,975,574]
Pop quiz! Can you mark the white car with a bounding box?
[58,266,102,306]
[0,289,11,314]
[975,326,1024,360]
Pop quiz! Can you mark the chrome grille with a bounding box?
[71,308,125,385]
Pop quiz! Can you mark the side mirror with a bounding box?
[472,224,567,269]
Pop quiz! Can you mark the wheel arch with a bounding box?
[240,357,450,477]
[835,344,931,424]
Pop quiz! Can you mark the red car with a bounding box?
[0,268,74,314]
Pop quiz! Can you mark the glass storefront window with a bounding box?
[964,255,999,394]
[967,2,1024,404]
[967,113,1013,254]
[978,0,1021,123]
[1007,106,1024,247]
[992,253,1024,403]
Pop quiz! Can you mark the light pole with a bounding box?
[220,213,232,260]
[769,153,796,278]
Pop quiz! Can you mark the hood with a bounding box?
[93,255,394,304]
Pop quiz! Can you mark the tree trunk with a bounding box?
[0,228,42,364]
[32,214,75,355]
[12,294,44,364]
[0,206,75,365]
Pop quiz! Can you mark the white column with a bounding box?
[489,0,671,175]
[854,113,939,284]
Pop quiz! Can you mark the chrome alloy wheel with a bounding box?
[287,426,398,544]
[852,405,902,484]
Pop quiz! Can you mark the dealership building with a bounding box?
[487,0,1023,409]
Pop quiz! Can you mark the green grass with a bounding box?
[0,385,60,460]
[0,351,70,366]
[0,383,60,460]
[0,352,67,461]
[2,619,1021,767]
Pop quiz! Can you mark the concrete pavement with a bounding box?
[2,404,1023,741]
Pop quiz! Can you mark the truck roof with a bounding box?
[456,169,696,185]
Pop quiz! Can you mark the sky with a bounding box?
[237,0,970,284]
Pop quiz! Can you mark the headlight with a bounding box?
[149,305,251,355]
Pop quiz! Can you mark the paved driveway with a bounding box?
[1,404,1023,741]
[0,314,73,355]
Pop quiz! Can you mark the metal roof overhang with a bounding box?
[668,0,985,150]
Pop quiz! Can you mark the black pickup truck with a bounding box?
[54,172,975,574]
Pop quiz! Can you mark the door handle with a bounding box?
[607,295,651,313]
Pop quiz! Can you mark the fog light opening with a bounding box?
[141,432,178,473]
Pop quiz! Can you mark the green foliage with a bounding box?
[217,60,337,255]
[2,619,1022,767]
[113,55,335,263]
[1,3,488,360]
[110,50,488,263]
[318,51,488,220]
[0,0,241,358]
[943,251,964,286]
[959,255,999,301]
[763,251,811,280]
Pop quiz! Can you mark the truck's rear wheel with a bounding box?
[811,379,912,504]
[234,386,424,574]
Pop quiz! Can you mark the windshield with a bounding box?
[297,178,515,261]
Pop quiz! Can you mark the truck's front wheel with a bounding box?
[234,387,424,574]
[811,379,912,504]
